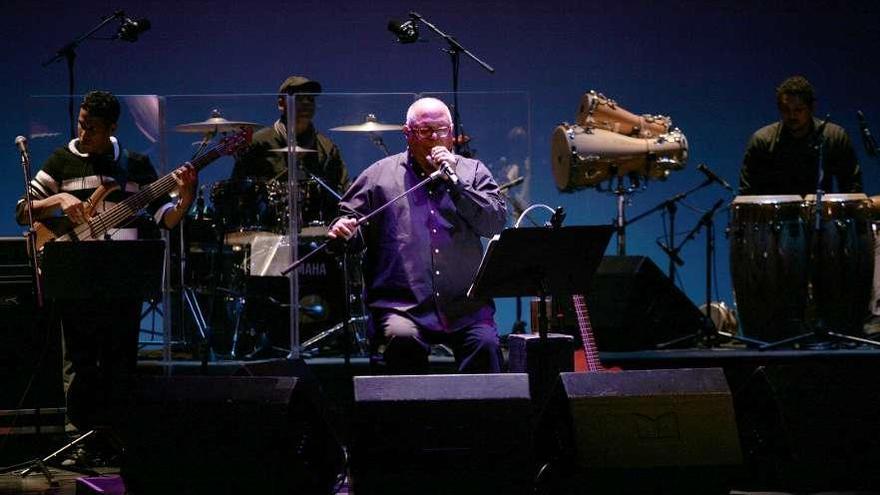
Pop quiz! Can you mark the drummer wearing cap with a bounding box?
[739,75,862,196]
[232,75,349,225]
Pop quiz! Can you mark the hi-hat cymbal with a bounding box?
[330,113,403,132]
[268,146,318,153]
[174,109,262,133]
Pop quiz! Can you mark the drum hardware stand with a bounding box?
[604,173,642,256]
[657,199,767,349]
[405,11,495,157]
[760,116,880,350]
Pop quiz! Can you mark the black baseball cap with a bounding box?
[278,75,322,95]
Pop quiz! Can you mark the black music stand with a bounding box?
[6,240,164,483]
[468,226,613,400]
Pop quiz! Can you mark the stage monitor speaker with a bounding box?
[351,373,533,495]
[114,374,343,495]
[0,237,63,455]
[588,255,703,351]
[735,361,880,491]
[540,368,741,494]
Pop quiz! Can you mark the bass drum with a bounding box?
[550,124,687,191]
[804,193,874,334]
[729,195,809,341]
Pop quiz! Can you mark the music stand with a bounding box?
[7,240,164,482]
[468,226,613,400]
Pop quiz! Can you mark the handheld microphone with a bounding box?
[440,162,459,185]
[117,16,151,42]
[430,146,459,184]
[697,163,733,192]
[387,18,419,43]
[858,110,878,158]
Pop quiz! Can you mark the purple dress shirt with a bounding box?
[339,151,506,332]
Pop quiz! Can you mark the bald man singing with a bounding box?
[329,98,506,373]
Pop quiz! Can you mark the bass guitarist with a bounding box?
[14,90,197,430]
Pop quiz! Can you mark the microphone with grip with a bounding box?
[697,163,733,192]
[387,17,419,43]
[117,15,151,42]
[858,110,878,158]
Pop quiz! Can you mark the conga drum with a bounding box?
[729,195,809,341]
[804,193,874,333]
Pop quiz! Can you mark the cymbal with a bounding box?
[268,146,318,153]
[330,113,403,132]
[174,110,262,133]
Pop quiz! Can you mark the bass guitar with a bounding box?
[33,129,251,251]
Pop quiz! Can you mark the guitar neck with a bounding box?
[60,142,229,242]
[572,294,603,372]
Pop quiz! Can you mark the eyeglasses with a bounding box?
[413,126,451,139]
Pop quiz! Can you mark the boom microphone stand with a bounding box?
[657,199,766,349]
[43,11,132,139]
[407,11,495,156]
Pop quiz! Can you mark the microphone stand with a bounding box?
[281,168,447,277]
[657,199,766,349]
[43,11,127,139]
[408,11,495,156]
[17,142,44,308]
[626,177,716,280]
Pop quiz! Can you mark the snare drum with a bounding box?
[729,195,809,341]
[211,179,283,235]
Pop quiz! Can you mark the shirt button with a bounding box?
[430,210,435,215]
[434,248,439,254]
[435,270,440,275]
[435,292,440,297]
[431,228,437,234]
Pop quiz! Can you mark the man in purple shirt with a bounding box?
[329,97,506,373]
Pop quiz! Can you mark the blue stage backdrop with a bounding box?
[3,1,879,335]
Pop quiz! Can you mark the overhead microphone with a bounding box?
[387,17,419,43]
[697,163,733,192]
[857,110,878,158]
[117,15,151,42]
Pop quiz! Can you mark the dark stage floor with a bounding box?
[3,346,880,494]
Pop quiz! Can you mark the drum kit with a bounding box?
[551,89,880,348]
[170,111,403,359]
